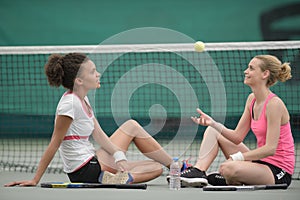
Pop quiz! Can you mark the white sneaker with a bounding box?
[99,171,132,184]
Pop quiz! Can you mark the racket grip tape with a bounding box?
[259,183,288,190]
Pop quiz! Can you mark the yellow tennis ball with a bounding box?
[194,41,205,52]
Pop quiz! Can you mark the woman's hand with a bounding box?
[191,108,215,126]
[4,179,38,187]
[116,160,130,172]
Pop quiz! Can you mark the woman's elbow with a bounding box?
[233,136,244,145]
[268,146,277,156]
[264,144,277,156]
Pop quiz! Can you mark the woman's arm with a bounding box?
[92,118,128,171]
[220,94,253,144]
[5,115,72,186]
[192,94,253,145]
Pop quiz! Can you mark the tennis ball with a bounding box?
[194,41,205,52]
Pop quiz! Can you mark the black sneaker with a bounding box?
[166,159,191,185]
[180,167,208,187]
[207,172,227,186]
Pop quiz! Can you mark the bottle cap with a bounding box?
[173,157,179,162]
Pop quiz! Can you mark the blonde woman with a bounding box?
[181,55,295,187]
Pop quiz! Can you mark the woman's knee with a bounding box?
[204,126,220,139]
[120,120,140,132]
[118,120,137,136]
[220,162,241,184]
[120,119,151,139]
[124,119,140,127]
[220,163,230,175]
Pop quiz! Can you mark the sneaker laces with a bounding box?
[181,167,194,175]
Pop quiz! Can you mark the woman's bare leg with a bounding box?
[193,127,249,171]
[96,119,172,182]
[124,160,163,183]
[110,120,172,167]
[192,127,274,185]
[219,161,274,185]
[97,148,163,183]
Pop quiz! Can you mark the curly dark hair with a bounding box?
[44,53,88,90]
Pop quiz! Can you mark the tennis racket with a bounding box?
[40,182,147,190]
[203,183,288,191]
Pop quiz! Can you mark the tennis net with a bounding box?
[0,41,299,179]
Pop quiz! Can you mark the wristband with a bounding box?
[113,151,127,163]
[229,151,244,161]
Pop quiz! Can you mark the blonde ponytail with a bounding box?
[254,55,292,87]
[278,62,292,82]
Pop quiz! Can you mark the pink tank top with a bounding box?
[250,93,295,175]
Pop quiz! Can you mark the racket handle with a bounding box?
[261,183,288,190]
[114,184,147,189]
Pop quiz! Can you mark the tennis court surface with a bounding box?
[1,171,299,200]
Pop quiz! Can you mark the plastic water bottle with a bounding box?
[169,157,181,190]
